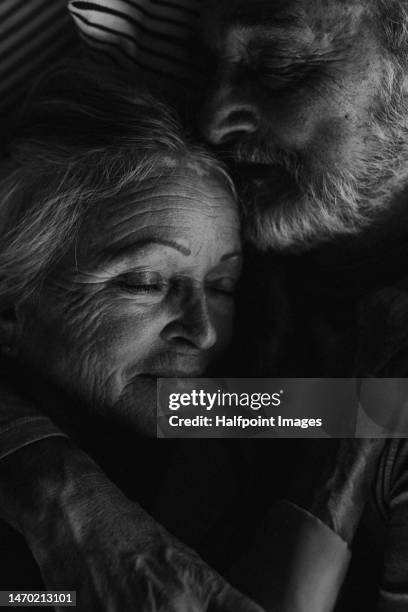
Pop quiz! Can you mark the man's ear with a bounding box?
[0,306,19,356]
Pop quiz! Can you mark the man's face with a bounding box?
[16,168,241,434]
[200,0,404,252]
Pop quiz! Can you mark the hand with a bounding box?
[2,439,263,612]
[227,440,384,612]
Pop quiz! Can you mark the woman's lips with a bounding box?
[143,366,206,378]
[141,354,208,378]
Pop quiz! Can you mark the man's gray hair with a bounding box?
[377,0,408,62]
[0,65,235,309]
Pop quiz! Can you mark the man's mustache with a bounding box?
[218,136,300,176]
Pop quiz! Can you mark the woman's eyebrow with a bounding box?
[103,238,192,261]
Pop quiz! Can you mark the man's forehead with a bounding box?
[205,0,369,37]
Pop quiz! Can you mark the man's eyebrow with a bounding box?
[221,251,243,262]
[104,238,192,259]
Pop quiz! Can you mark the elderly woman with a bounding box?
[0,67,243,433]
[0,67,261,612]
[0,68,367,612]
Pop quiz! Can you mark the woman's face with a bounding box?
[17,167,241,433]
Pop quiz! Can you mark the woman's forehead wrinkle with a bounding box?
[103,201,233,236]
[97,197,237,239]
[100,175,234,219]
[78,170,239,266]
[88,208,237,255]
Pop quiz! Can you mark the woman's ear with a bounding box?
[0,306,19,356]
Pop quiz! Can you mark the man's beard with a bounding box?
[230,101,408,254]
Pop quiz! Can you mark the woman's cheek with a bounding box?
[102,303,165,362]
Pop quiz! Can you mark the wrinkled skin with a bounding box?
[200,0,408,252]
[0,436,263,612]
[14,166,241,435]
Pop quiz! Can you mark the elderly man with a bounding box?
[199,0,408,375]
[1,1,408,611]
[197,0,408,610]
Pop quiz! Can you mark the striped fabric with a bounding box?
[69,0,202,86]
[0,0,203,122]
[0,0,78,120]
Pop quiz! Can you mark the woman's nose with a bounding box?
[161,291,217,351]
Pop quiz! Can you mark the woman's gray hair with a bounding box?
[0,65,235,309]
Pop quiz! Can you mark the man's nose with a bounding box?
[200,89,259,146]
[162,291,217,351]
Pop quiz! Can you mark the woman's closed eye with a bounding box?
[115,271,166,294]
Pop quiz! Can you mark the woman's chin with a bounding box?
[108,376,158,436]
[104,365,210,436]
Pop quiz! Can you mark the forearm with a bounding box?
[0,436,129,538]
[0,437,262,612]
